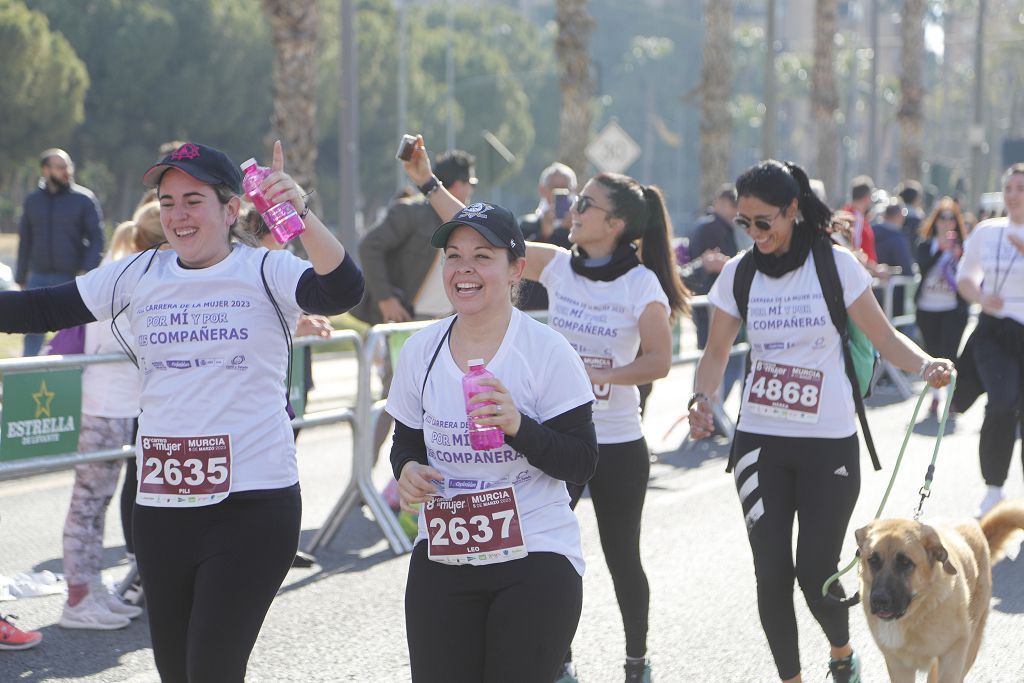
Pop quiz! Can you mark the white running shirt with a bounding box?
[957,218,1024,325]
[76,245,309,502]
[539,250,668,443]
[386,309,594,575]
[709,245,872,438]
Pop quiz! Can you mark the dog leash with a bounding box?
[820,374,958,607]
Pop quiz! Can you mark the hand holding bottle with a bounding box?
[241,140,307,244]
[466,376,521,440]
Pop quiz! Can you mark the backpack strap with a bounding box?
[725,251,757,473]
[810,237,881,471]
[260,251,297,419]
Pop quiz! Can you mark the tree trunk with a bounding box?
[811,0,839,199]
[555,0,595,180]
[260,0,319,206]
[699,0,733,207]
[899,0,926,181]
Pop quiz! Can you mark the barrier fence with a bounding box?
[0,274,925,558]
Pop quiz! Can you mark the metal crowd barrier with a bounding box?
[872,273,921,400]
[0,330,363,562]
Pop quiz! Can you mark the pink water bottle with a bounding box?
[240,158,306,244]
[462,359,505,451]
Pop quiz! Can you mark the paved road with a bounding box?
[2,354,1023,682]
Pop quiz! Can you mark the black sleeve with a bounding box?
[504,402,598,485]
[294,251,365,315]
[390,419,429,480]
[0,281,96,333]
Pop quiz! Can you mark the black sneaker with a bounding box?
[624,658,651,683]
[827,651,860,683]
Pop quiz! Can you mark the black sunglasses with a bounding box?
[937,212,956,220]
[575,195,612,216]
[734,208,783,232]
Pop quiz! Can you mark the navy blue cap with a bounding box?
[141,142,243,195]
[431,202,525,257]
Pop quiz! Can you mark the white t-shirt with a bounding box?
[957,218,1024,325]
[76,245,309,501]
[539,250,669,443]
[709,245,873,438]
[916,240,958,313]
[385,308,594,575]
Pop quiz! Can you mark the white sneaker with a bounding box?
[92,585,143,619]
[976,486,1004,518]
[59,593,131,630]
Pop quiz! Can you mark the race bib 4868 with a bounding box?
[745,361,823,423]
[137,434,232,508]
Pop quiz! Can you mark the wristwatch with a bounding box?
[418,175,440,197]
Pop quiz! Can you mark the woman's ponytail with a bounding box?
[639,185,689,317]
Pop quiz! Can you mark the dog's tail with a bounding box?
[981,499,1024,563]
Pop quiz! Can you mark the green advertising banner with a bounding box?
[1,370,82,461]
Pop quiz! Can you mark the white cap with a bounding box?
[240,158,258,171]
[468,358,485,367]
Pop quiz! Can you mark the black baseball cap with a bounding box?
[431,202,525,258]
[141,142,243,195]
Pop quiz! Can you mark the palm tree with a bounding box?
[899,0,926,181]
[555,0,595,179]
[260,0,319,206]
[811,0,839,197]
[699,0,733,206]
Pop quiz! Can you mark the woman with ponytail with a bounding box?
[522,171,688,683]
[687,160,953,683]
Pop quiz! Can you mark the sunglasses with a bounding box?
[734,208,783,232]
[575,195,612,216]
[937,212,956,220]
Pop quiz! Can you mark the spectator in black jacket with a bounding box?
[16,148,104,356]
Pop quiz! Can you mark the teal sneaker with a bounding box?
[624,658,651,683]
[827,651,860,683]
[554,662,579,683]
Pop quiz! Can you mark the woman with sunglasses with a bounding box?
[687,160,953,683]
[955,163,1024,518]
[526,173,687,683]
[914,197,969,419]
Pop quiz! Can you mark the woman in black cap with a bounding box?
[0,140,364,681]
[388,137,598,682]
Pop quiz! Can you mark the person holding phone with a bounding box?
[914,197,969,419]
[516,163,577,311]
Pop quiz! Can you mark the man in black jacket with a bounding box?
[16,148,104,355]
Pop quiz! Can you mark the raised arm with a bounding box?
[402,135,465,223]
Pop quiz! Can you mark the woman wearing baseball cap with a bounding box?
[402,135,687,683]
[388,137,599,681]
[0,140,364,681]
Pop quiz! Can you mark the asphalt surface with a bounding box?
[1,352,1023,682]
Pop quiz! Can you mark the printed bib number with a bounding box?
[424,485,527,565]
[581,355,612,409]
[137,435,231,507]
[745,361,824,423]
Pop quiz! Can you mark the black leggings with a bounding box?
[568,437,651,661]
[732,431,860,681]
[133,486,301,683]
[916,308,968,364]
[405,541,582,682]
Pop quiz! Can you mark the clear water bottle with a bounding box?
[462,359,505,451]
[239,158,306,244]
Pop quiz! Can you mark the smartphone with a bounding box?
[553,189,571,220]
[395,134,417,162]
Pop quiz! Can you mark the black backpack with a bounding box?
[730,236,881,472]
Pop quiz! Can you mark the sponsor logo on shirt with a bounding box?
[194,358,224,368]
[448,478,478,491]
[512,470,532,486]
[166,360,192,369]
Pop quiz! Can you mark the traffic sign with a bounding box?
[586,120,641,174]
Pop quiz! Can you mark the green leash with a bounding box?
[820,374,957,606]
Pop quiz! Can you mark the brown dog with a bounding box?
[854,500,1024,682]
